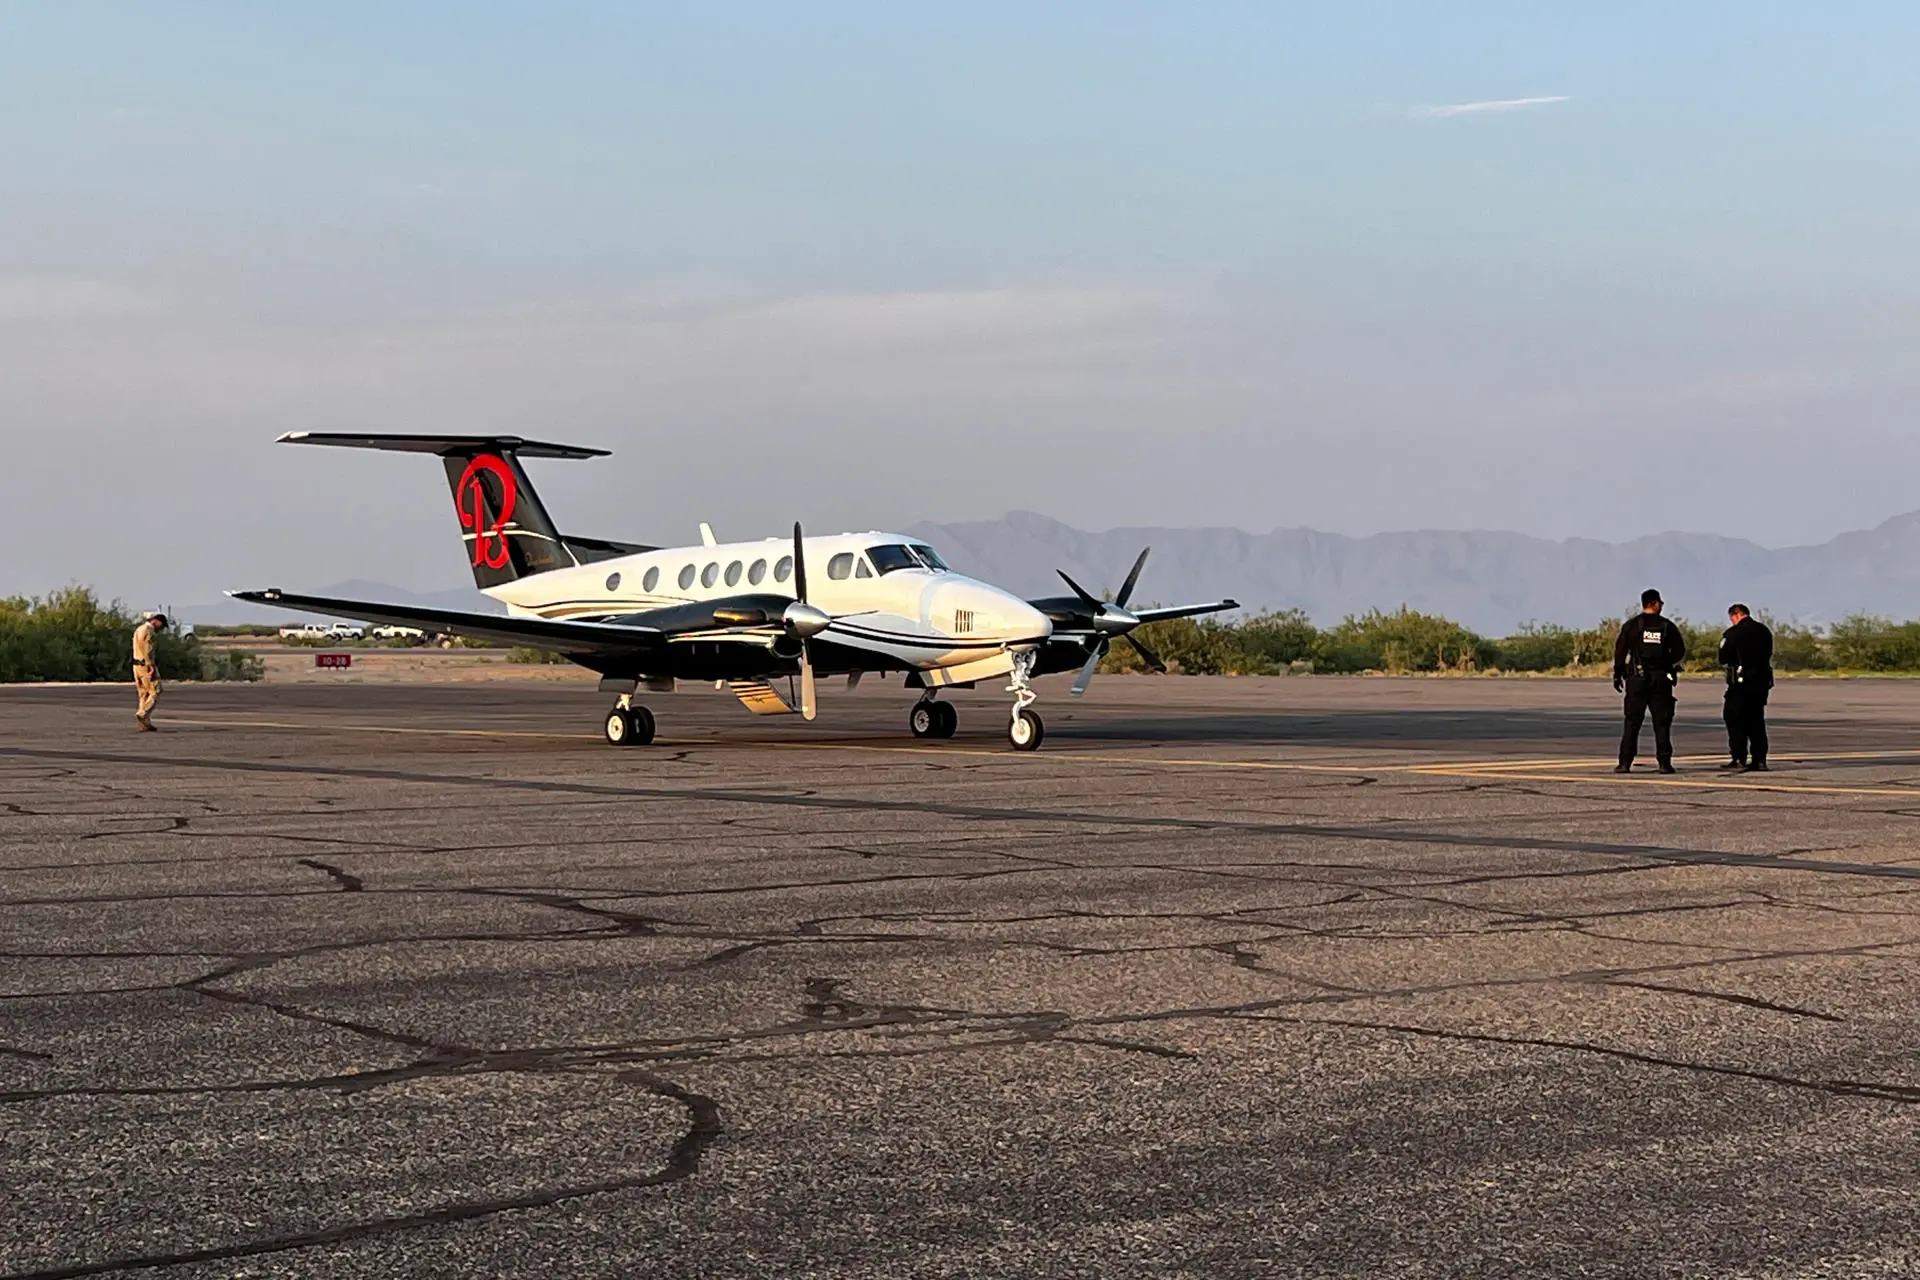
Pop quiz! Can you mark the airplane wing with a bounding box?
[227,589,660,656]
[1133,600,1239,624]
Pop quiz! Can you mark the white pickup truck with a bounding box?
[278,622,365,640]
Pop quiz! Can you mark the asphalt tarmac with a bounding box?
[6,675,1920,1279]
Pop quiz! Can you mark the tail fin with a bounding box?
[278,432,642,588]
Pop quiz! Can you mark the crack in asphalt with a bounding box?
[11,744,1920,883]
[295,857,364,892]
[11,706,1920,1276]
[2,1068,720,1280]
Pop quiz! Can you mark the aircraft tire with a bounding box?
[1008,709,1044,751]
[909,703,938,739]
[631,705,656,745]
[605,708,634,746]
[931,702,958,738]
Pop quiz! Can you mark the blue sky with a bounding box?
[5,2,1919,600]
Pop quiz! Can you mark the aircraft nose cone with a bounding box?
[1004,595,1052,642]
[783,601,831,638]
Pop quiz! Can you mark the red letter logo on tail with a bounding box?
[455,455,518,569]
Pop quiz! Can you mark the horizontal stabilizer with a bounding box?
[277,432,609,461]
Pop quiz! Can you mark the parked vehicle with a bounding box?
[277,623,330,639]
[370,624,425,639]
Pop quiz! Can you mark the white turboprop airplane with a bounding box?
[233,434,1237,750]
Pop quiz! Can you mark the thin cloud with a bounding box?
[1410,95,1570,120]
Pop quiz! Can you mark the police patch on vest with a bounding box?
[1642,630,1663,644]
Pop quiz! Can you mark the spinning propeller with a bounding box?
[1048,547,1241,697]
[1058,547,1164,696]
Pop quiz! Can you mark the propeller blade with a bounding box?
[1055,570,1101,611]
[1125,632,1166,673]
[799,641,817,721]
[791,521,808,604]
[1070,641,1106,698]
[1115,547,1151,608]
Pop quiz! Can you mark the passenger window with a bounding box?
[677,565,695,590]
[701,562,720,588]
[774,556,793,583]
[748,559,767,585]
[855,558,873,578]
[605,572,622,591]
[828,553,854,580]
[725,560,743,587]
[642,566,660,592]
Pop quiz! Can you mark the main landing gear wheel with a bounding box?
[909,701,958,740]
[604,704,656,747]
[1008,708,1044,751]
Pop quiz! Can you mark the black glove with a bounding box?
[1613,674,1624,693]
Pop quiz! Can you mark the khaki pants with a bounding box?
[135,666,160,723]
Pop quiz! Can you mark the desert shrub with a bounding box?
[507,646,568,664]
[0,588,255,682]
[1316,608,1490,673]
[1829,615,1920,672]
[1234,609,1320,672]
[1768,618,1833,671]
[198,648,265,681]
[1491,622,1580,672]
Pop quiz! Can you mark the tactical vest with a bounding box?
[1628,622,1672,677]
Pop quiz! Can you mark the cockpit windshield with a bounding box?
[866,544,922,575]
[866,543,950,575]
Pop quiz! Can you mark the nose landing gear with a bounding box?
[604,693,656,746]
[1006,650,1044,751]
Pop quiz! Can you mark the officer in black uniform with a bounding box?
[1718,603,1774,772]
[1613,588,1687,773]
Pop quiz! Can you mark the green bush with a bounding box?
[194,624,282,637]
[507,646,568,665]
[1770,618,1834,671]
[1490,622,1579,672]
[1236,609,1320,671]
[1830,615,1920,672]
[198,647,266,682]
[1088,607,1881,677]
[0,588,258,683]
[1315,608,1491,673]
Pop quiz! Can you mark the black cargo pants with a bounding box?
[1724,688,1768,766]
[1620,674,1676,768]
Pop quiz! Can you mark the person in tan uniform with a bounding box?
[132,613,167,730]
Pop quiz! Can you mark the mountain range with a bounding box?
[189,512,1920,635]
[905,510,1920,633]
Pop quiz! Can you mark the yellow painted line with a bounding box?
[159,717,1385,772]
[1414,766,1920,799]
[1431,747,1920,773]
[162,717,586,742]
[153,716,1920,800]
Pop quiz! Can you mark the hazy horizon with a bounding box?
[8,3,1919,604]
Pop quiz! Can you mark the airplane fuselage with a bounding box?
[487,531,1051,677]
